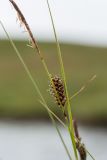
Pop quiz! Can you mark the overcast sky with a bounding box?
[1,0,107,46]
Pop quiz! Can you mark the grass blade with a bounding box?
[46,1,78,159]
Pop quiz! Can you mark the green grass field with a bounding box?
[0,40,107,124]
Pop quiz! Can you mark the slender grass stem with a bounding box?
[0,21,73,160]
[70,75,96,100]
[46,1,78,159]
[86,150,95,160]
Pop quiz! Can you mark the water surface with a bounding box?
[0,121,106,160]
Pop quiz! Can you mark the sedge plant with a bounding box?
[0,0,96,160]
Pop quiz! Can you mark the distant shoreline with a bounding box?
[0,116,106,127]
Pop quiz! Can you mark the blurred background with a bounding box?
[0,0,107,160]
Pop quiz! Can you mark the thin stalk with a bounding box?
[86,150,95,160]
[46,1,78,159]
[0,21,72,160]
[70,75,96,100]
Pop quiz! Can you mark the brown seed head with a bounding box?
[49,75,66,107]
[9,0,42,58]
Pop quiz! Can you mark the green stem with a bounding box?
[46,1,78,160]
